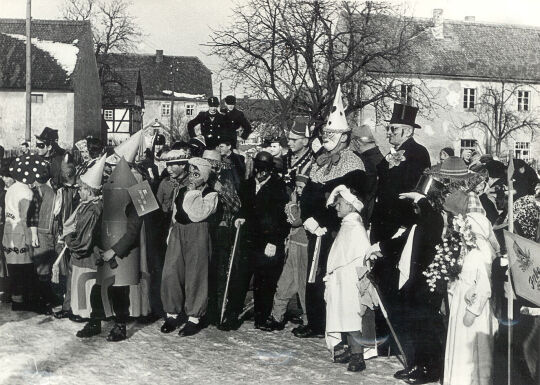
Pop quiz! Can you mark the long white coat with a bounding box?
[444,213,499,385]
[324,212,371,350]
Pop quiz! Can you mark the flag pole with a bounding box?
[507,151,515,385]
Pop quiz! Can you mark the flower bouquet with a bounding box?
[423,214,477,293]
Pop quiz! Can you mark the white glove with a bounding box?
[264,243,277,257]
[366,242,382,261]
[303,217,320,234]
[399,192,425,203]
[235,218,246,229]
[314,227,327,237]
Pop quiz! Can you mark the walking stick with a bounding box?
[370,279,409,369]
[220,222,243,324]
[308,235,322,283]
[51,245,68,284]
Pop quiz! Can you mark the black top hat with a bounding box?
[35,126,59,143]
[386,104,421,129]
[224,95,236,105]
[208,97,220,107]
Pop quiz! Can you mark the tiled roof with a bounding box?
[370,17,540,82]
[100,53,213,100]
[0,19,91,90]
[101,68,142,107]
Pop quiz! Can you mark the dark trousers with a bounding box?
[145,212,166,317]
[304,233,331,333]
[7,263,37,303]
[90,284,130,324]
[225,240,284,325]
[208,226,233,324]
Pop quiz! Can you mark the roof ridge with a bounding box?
[411,15,540,32]
[107,52,202,59]
[0,18,90,26]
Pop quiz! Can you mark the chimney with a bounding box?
[464,16,475,22]
[155,50,163,63]
[432,9,444,39]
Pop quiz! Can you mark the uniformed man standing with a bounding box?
[187,97,228,149]
[222,95,252,147]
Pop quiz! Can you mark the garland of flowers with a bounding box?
[423,214,478,293]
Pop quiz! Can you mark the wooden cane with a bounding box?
[507,153,515,385]
[220,222,243,324]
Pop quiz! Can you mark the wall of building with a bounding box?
[0,90,74,149]
[143,99,208,129]
[359,76,540,165]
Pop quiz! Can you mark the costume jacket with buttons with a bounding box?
[187,111,228,148]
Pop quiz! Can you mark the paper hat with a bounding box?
[80,154,106,189]
[323,84,350,133]
[104,157,137,190]
[163,149,190,165]
[114,131,143,163]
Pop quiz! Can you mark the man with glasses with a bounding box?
[35,127,66,190]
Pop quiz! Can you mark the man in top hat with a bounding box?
[35,127,66,190]
[295,85,368,339]
[187,97,228,149]
[284,116,313,190]
[222,95,252,147]
[370,103,431,244]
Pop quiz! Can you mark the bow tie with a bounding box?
[316,152,341,174]
[385,149,406,169]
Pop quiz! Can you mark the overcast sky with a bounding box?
[3,0,540,94]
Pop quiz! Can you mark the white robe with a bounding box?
[444,213,499,385]
[324,212,371,350]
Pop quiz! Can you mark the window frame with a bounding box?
[463,88,476,110]
[161,101,171,117]
[517,90,530,112]
[400,84,414,105]
[103,109,114,120]
[31,94,44,104]
[185,103,195,117]
[514,141,531,160]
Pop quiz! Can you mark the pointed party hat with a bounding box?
[114,130,143,163]
[104,156,137,191]
[80,154,106,189]
[323,84,350,133]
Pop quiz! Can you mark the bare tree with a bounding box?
[456,80,540,156]
[206,0,430,129]
[61,0,143,56]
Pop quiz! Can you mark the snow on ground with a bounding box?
[0,303,432,385]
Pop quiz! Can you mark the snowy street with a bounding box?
[0,303,424,385]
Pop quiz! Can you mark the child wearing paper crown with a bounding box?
[324,185,374,373]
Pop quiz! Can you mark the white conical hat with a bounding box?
[114,130,143,163]
[323,84,350,133]
[80,154,106,189]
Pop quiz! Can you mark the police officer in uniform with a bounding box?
[187,97,228,149]
[221,95,252,147]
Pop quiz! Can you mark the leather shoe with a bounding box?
[217,318,242,331]
[107,323,127,342]
[333,348,351,364]
[161,317,180,333]
[178,321,201,337]
[293,325,324,338]
[394,365,416,380]
[405,366,439,384]
[76,321,101,338]
[53,309,71,319]
[347,353,366,372]
[259,317,284,332]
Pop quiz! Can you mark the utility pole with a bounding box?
[219,82,222,101]
[25,0,32,142]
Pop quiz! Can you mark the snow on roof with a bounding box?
[5,33,79,76]
[162,89,205,99]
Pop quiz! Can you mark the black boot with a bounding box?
[347,353,366,372]
[394,365,417,380]
[217,317,242,331]
[107,323,127,342]
[178,321,201,337]
[333,348,352,364]
[259,316,285,332]
[160,317,180,333]
[76,320,101,338]
[293,325,324,338]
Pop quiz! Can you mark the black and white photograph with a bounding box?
[0,0,540,384]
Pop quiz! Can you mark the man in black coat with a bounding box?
[221,95,252,147]
[370,103,431,243]
[218,151,289,330]
[217,135,246,192]
[187,97,228,149]
[35,126,66,191]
